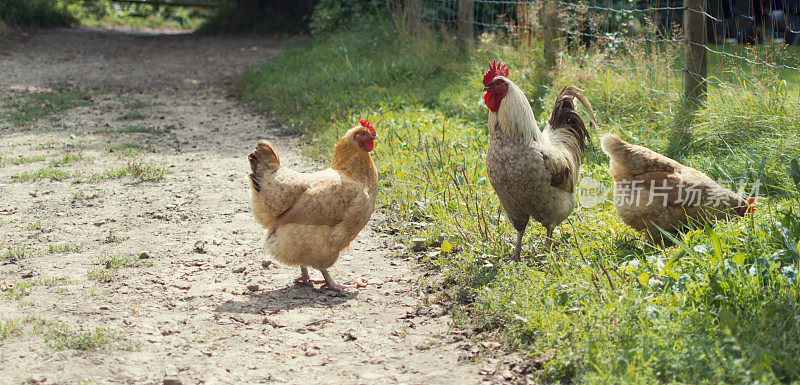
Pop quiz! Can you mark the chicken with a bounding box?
[600,133,754,235]
[482,60,597,260]
[248,120,379,291]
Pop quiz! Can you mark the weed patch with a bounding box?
[0,155,46,167]
[48,153,84,167]
[1,247,27,261]
[2,277,65,300]
[45,322,108,351]
[88,161,167,183]
[3,87,91,126]
[47,242,83,254]
[10,168,72,182]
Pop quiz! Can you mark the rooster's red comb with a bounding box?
[483,60,509,86]
[360,119,376,135]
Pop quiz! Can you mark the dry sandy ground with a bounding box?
[0,27,502,384]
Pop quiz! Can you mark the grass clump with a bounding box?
[10,168,72,182]
[105,143,154,157]
[116,110,147,121]
[25,220,44,231]
[0,155,46,167]
[48,153,84,167]
[47,242,83,254]
[88,160,167,183]
[45,322,108,351]
[2,277,65,300]
[3,87,91,127]
[240,19,800,383]
[99,252,151,269]
[1,246,26,261]
[88,252,151,282]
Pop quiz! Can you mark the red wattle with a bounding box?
[484,92,500,112]
[362,140,374,152]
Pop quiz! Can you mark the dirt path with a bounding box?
[0,27,488,384]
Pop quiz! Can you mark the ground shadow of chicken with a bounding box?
[214,284,356,315]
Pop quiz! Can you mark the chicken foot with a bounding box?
[294,266,312,285]
[320,269,355,292]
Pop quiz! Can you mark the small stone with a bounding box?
[246,284,259,292]
[342,332,357,341]
[139,252,152,259]
[261,260,272,268]
[193,241,207,254]
[232,266,246,273]
[163,379,182,385]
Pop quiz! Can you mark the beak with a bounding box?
[371,134,380,140]
[482,85,490,91]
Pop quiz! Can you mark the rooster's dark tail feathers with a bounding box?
[547,86,597,152]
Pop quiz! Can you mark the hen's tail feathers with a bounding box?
[600,133,679,177]
[248,141,281,193]
[548,86,593,152]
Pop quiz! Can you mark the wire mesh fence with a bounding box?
[407,0,800,105]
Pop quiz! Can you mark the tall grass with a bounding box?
[240,18,800,384]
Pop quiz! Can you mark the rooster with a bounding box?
[248,120,379,291]
[600,133,754,235]
[482,60,597,260]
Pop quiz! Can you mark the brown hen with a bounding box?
[248,121,379,291]
[601,133,753,235]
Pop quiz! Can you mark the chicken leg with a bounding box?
[320,269,355,292]
[294,266,312,285]
[512,230,525,261]
[544,227,554,249]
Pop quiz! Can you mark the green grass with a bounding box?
[3,277,65,300]
[47,242,83,254]
[48,153,84,167]
[116,110,147,121]
[87,160,167,183]
[97,124,175,135]
[100,230,121,244]
[3,87,91,127]
[10,168,72,182]
[98,252,152,269]
[25,220,44,231]
[239,21,800,384]
[88,252,151,282]
[105,143,155,157]
[45,322,109,351]
[0,155,46,167]
[1,246,26,261]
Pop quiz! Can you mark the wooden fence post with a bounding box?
[541,0,560,75]
[457,0,474,50]
[405,0,421,33]
[684,0,708,105]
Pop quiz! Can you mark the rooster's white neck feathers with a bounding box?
[488,77,541,144]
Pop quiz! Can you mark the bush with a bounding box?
[0,0,75,28]
[198,0,316,33]
[309,0,393,36]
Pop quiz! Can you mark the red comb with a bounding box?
[483,60,509,86]
[359,119,375,135]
